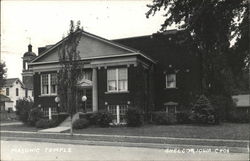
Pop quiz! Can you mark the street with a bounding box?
[1,140,249,161]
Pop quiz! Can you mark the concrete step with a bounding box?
[38,126,70,133]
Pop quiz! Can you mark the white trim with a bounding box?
[40,73,57,96]
[116,105,120,124]
[105,91,130,94]
[29,53,140,66]
[107,68,128,92]
[31,30,156,64]
[82,31,137,53]
[166,105,177,113]
[165,73,176,89]
[48,74,51,95]
[31,30,137,63]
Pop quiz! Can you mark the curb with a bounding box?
[1,136,249,154]
[1,130,249,143]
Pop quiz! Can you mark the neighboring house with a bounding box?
[2,78,31,111]
[0,94,13,111]
[232,94,250,114]
[28,29,201,123]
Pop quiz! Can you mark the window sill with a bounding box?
[164,87,178,90]
[39,94,57,97]
[105,91,130,94]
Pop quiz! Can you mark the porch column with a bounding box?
[92,68,98,112]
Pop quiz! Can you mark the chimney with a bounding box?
[38,47,46,55]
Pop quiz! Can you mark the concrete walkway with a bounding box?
[0,122,23,126]
[38,112,82,133]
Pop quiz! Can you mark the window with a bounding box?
[41,73,57,95]
[166,105,176,113]
[41,74,49,94]
[50,73,57,94]
[42,107,57,116]
[6,88,9,96]
[25,89,28,98]
[107,105,128,124]
[166,74,176,88]
[83,71,92,81]
[16,88,19,96]
[107,68,128,92]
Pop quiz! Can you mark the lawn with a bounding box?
[1,122,249,140]
[74,123,250,140]
[0,124,38,132]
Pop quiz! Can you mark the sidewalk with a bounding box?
[1,134,249,154]
[1,130,249,153]
[0,122,23,126]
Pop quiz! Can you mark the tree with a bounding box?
[57,20,83,135]
[146,0,248,95]
[0,62,7,90]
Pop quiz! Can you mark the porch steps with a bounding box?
[38,112,83,133]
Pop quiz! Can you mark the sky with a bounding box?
[1,0,171,80]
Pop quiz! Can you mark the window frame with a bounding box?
[25,89,28,98]
[16,88,19,96]
[166,105,177,114]
[40,73,57,96]
[165,73,176,89]
[6,88,9,96]
[107,68,128,92]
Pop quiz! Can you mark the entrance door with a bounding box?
[77,88,92,112]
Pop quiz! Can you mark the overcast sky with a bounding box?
[1,0,172,80]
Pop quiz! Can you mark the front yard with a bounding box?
[74,123,249,140]
[1,122,249,140]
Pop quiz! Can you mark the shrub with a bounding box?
[125,108,144,127]
[73,118,89,129]
[52,113,69,125]
[95,112,113,127]
[15,98,34,124]
[176,111,191,124]
[152,111,176,125]
[28,108,43,126]
[79,112,98,125]
[210,95,234,121]
[35,119,58,128]
[228,110,250,123]
[189,95,217,124]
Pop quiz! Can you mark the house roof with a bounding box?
[164,101,178,106]
[23,44,36,57]
[31,29,156,64]
[114,29,197,69]
[0,94,12,102]
[4,78,25,88]
[232,94,250,107]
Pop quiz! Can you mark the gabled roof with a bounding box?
[31,29,156,64]
[0,94,12,102]
[4,78,24,88]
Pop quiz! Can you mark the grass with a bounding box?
[0,124,38,132]
[1,122,249,140]
[74,123,250,140]
[0,120,19,123]
[1,122,249,148]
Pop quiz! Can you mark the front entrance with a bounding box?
[76,88,92,112]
